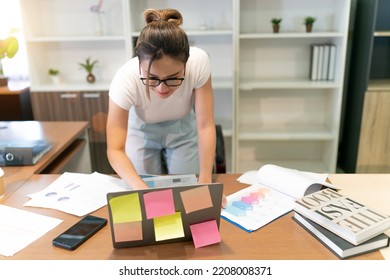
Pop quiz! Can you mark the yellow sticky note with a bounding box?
[153,212,184,242]
[109,193,142,223]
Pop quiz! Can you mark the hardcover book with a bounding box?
[294,188,390,245]
[293,212,389,259]
[0,140,52,166]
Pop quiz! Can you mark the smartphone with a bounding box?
[52,215,107,250]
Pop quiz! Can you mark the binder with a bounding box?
[0,140,52,166]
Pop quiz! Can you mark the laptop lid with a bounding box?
[106,183,223,248]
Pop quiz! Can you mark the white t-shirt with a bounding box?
[109,47,211,124]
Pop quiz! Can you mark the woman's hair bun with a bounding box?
[144,8,183,26]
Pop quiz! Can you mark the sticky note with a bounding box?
[109,193,142,223]
[143,189,175,219]
[180,185,213,214]
[113,221,143,242]
[153,212,184,241]
[190,220,221,248]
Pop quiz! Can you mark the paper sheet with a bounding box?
[24,172,130,216]
[0,204,62,257]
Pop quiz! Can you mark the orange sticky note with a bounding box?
[180,185,213,214]
[190,220,221,248]
[113,221,143,242]
[143,189,175,219]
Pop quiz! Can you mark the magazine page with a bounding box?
[222,184,295,232]
[222,164,339,232]
[237,164,338,198]
[256,164,338,199]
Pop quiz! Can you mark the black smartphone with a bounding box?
[52,215,107,250]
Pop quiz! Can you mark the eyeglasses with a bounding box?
[140,77,185,87]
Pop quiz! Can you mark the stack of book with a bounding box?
[309,44,337,81]
[293,188,390,259]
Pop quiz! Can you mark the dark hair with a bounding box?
[134,8,190,68]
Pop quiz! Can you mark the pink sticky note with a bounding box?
[190,220,221,248]
[143,189,175,219]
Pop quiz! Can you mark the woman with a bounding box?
[106,8,216,190]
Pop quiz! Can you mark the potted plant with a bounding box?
[304,16,316,33]
[48,68,60,84]
[79,57,98,83]
[271,18,282,33]
[0,36,19,86]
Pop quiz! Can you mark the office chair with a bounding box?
[161,124,226,174]
[214,124,226,173]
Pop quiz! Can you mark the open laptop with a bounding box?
[106,183,224,248]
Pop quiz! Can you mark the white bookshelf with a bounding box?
[235,0,350,173]
[19,0,351,174]
[19,0,131,89]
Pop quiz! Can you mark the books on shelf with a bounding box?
[221,164,339,232]
[293,212,389,259]
[310,44,337,81]
[294,188,390,245]
[0,140,52,166]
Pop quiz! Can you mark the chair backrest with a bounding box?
[215,124,226,173]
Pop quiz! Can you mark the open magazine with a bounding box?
[221,164,339,232]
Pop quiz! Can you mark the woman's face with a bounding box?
[140,55,186,99]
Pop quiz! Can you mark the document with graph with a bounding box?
[221,164,339,232]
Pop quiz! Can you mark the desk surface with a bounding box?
[0,121,89,201]
[0,173,386,260]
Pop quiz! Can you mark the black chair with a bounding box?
[214,124,226,173]
[161,124,226,174]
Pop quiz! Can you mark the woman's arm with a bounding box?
[195,77,226,207]
[106,99,149,189]
[194,76,216,184]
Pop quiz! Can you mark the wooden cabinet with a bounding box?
[356,82,390,172]
[0,83,33,121]
[30,91,113,173]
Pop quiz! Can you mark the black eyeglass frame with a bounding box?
[139,63,186,88]
[139,77,185,87]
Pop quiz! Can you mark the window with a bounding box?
[0,0,29,81]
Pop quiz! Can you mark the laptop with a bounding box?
[106,183,224,248]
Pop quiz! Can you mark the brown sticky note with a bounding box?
[113,221,143,242]
[180,185,213,214]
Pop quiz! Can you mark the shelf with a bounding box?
[131,29,233,37]
[373,31,390,37]
[239,129,334,141]
[239,80,340,90]
[25,36,127,43]
[239,32,344,39]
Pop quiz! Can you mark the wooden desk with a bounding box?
[0,121,92,201]
[0,173,386,260]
